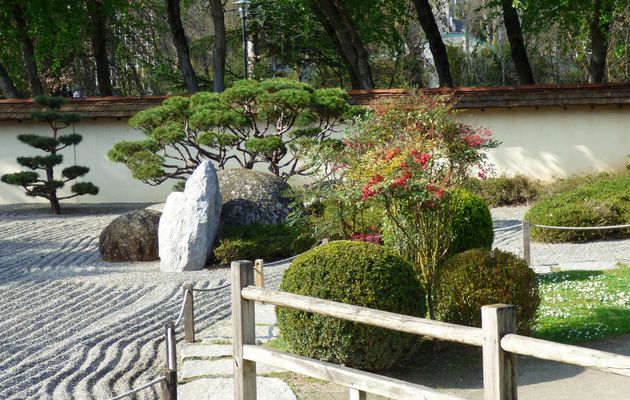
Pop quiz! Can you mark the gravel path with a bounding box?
[491,206,630,272]
[0,203,287,400]
[1,203,628,399]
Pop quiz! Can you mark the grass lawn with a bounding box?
[533,264,630,344]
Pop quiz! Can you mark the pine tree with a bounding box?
[1,96,98,214]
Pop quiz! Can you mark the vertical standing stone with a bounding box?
[159,161,222,271]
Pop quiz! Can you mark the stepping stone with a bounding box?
[181,359,287,380]
[180,344,232,360]
[178,376,296,400]
[203,322,280,344]
[255,303,278,325]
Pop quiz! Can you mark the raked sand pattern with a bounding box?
[0,203,287,400]
[1,203,629,399]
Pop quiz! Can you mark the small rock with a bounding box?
[98,210,161,262]
[159,161,222,271]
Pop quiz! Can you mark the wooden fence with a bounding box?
[230,260,630,400]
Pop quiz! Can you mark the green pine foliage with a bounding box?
[276,241,425,370]
[0,96,98,214]
[109,78,353,185]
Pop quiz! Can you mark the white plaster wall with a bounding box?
[0,119,173,205]
[1,105,629,204]
[457,106,630,181]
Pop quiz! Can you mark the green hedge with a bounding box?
[465,175,539,207]
[434,248,540,334]
[277,241,425,370]
[525,174,630,242]
[213,223,314,264]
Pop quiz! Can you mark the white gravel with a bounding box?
[0,203,288,400]
[1,203,628,399]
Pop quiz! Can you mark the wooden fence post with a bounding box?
[522,221,531,266]
[232,261,257,400]
[184,284,195,343]
[349,388,367,400]
[161,321,178,400]
[482,305,517,400]
[254,259,264,288]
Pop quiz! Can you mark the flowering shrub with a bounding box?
[350,226,382,244]
[334,93,499,318]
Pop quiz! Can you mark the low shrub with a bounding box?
[213,223,315,264]
[525,173,630,242]
[434,248,540,334]
[277,241,425,370]
[450,190,493,255]
[464,175,539,207]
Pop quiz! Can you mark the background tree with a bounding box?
[519,0,625,83]
[209,0,227,92]
[108,78,350,185]
[410,0,453,87]
[165,0,198,93]
[86,0,114,95]
[497,0,535,84]
[1,96,99,214]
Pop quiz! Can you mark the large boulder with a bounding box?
[218,169,291,226]
[99,210,161,262]
[159,161,222,272]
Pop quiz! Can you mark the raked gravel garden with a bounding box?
[0,203,629,399]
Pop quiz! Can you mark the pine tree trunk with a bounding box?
[314,0,374,90]
[0,60,22,98]
[501,0,535,85]
[410,0,453,87]
[588,0,612,83]
[87,0,114,96]
[12,5,44,96]
[165,0,198,93]
[209,0,226,92]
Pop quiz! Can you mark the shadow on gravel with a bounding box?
[492,218,522,229]
[382,333,630,394]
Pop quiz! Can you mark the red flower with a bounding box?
[362,185,376,201]
[413,152,431,168]
[436,188,445,199]
[369,174,384,185]
[384,147,401,161]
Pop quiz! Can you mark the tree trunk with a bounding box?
[588,0,613,83]
[501,0,535,85]
[12,5,44,96]
[410,0,453,87]
[87,0,114,96]
[165,0,198,93]
[209,0,226,92]
[0,60,22,98]
[313,0,374,90]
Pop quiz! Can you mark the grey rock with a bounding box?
[218,169,291,226]
[159,161,222,271]
[98,210,161,262]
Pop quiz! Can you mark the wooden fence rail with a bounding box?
[231,261,630,400]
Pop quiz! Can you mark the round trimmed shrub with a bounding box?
[434,248,540,334]
[276,241,425,371]
[525,174,630,242]
[450,190,493,255]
